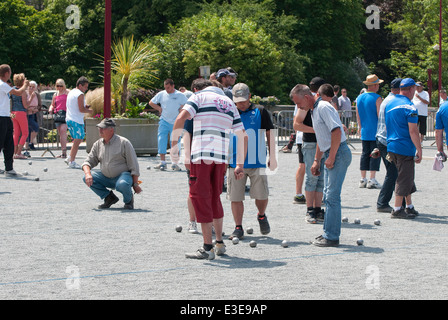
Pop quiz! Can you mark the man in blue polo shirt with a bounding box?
[356,74,383,189]
[385,78,422,219]
[227,83,276,239]
[435,99,448,160]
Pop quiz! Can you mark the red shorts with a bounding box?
[189,161,227,223]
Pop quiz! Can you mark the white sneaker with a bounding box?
[171,163,182,171]
[359,178,367,188]
[188,221,199,234]
[68,161,81,169]
[64,156,70,165]
[154,163,167,171]
[185,247,215,260]
[367,178,381,189]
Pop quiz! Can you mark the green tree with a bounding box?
[152,12,285,99]
[0,0,61,83]
[384,0,448,105]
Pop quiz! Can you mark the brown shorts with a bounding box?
[387,152,416,196]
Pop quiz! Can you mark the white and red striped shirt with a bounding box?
[183,86,245,164]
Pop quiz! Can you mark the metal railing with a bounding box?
[272,108,439,147]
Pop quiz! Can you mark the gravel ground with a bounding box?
[0,140,447,302]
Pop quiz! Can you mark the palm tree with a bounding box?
[111,35,159,114]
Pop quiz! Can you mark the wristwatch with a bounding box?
[133,182,139,187]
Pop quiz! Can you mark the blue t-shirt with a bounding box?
[357,92,380,141]
[229,104,274,168]
[385,94,418,156]
[435,101,448,138]
[150,89,188,124]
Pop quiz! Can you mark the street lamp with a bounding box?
[104,0,111,118]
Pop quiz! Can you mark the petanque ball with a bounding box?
[249,240,257,248]
[175,225,182,232]
[342,217,349,223]
[28,161,32,165]
[374,219,381,226]
[232,237,239,245]
[354,218,361,224]
[246,227,253,234]
[281,240,289,248]
[34,177,40,181]
[43,168,48,172]
[23,171,28,176]
[356,238,364,246]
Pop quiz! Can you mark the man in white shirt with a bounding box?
[148,79,188,171]
[412,81,430,144]
[0,64,29,175]
[66,76,93,168]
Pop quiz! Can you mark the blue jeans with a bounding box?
[322,142,352,241]
[83,171,133,203]
[376,140,398,208]
[302,142,324,192]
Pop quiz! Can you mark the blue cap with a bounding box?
[400,78,416,88]
[391,78,402,89]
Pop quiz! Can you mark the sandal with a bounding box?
[56,151,67,158]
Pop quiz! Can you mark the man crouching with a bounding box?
[82,118,142,209]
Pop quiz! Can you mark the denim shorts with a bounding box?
[302,141,325,192]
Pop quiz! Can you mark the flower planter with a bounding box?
[85,118,159,156]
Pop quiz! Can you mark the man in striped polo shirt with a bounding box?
[171,79,247,260]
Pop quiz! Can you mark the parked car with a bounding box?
[39,90,56,114]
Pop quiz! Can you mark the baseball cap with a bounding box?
[400,78,416,88]
[96,118,116,129]
[217,68,237,78]
[232,83,250,103]
[391,78,403,89]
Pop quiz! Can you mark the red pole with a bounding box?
[439,0,442,108]
[428,69,432,107]
[104,0,112,118]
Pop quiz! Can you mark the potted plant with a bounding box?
[85,35,160,156]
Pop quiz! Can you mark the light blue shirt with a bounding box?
[151,89,188,124]
[312,100,346,152]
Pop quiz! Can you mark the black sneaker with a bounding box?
[305,209,317,224]
[405,207,419,216]
[229,227,244,240]
[315,208,325,223]
[98,191,119,209]
[391,208,415,219]
[311,235,339,247]
[377,205,393,213]
[257,214,270,235]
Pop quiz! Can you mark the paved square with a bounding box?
[0,141,446,300]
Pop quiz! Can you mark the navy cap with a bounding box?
[391,78,403,89]
[400,78,416,88]
[217,68,237,78]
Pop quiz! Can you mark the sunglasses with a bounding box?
[56,85,63,87]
